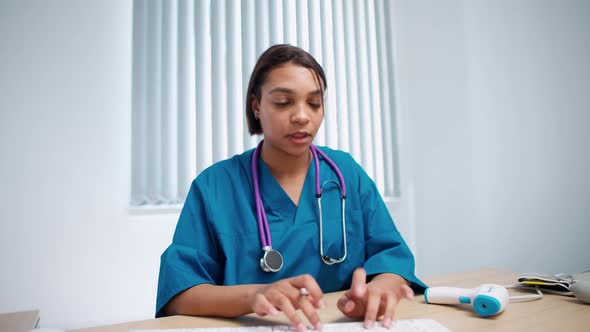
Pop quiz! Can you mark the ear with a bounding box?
[251,96,259,113]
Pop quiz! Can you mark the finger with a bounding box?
[267,280,304,310]
[299,293,323,331]
[292,274,325,309]
[337,294,357,314]
[273,293,306,332]
[251,293,279,317]
[350,268,367,299]
[280,283,304,310]
[381,293,397,329]
[400,284,415,300]
[363,288,381,329]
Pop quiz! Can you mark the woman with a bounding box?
[156,44,426,331]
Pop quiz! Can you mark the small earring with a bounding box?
[254,112,259,120]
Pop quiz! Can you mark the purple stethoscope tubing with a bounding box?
[251,143,271,248]
[251,140,348,271]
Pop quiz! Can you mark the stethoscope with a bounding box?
[251,140,348,272]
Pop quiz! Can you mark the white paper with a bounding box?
[131,319,451,332]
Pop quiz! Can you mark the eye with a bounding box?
[309,102,322,109]
[273,101,291,107]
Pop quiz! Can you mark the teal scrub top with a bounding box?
[156,146,427,317]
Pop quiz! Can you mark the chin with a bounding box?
[283,144,311,158]
[264,138,311,158]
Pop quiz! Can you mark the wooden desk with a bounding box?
[72,269,589,332]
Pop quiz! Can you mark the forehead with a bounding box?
[261,63,323,93]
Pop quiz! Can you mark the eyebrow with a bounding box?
[268,87,322,96]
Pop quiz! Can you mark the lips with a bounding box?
[289,131,310,138]
[288,131,312,144]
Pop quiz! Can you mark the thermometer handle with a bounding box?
[425,287,473,304]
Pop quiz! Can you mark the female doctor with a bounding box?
[156,44,426,331]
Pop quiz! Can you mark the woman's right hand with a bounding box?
[250,274,325,332]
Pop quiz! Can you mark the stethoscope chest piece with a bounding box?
[260,246,283,272]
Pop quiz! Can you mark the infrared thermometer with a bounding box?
[425,284,509,317]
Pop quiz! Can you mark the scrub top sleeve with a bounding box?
[155,180,223,317]
[355,164,428,294]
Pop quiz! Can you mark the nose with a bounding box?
[291,103,311,124]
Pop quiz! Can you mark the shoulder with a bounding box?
[192,149,254,189]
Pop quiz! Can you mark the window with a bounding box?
[131,0,401,207]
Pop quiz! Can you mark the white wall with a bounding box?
[1,0,589,330]
[393,0,590,276]
[464,0,590,273]
[392,0,478,276]
[0,0,177,329]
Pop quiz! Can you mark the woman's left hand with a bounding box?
[337,268,414,329]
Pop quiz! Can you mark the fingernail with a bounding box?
[296,322,306,332]
[344,301,355,312]
[315,322,323,331]
[269,307,279,316]
[319,299,327,309]
[382,318,392,328]
[364,320,374,329]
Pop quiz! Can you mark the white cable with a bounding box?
[505,285,544,302]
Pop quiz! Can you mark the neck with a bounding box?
[260,142,312,179]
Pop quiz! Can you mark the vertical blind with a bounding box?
[131,0,401,206]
